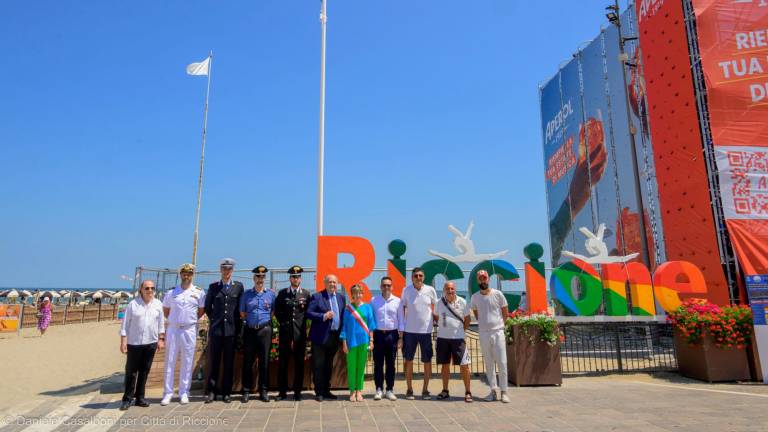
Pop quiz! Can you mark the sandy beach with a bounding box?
[0,321,124,413]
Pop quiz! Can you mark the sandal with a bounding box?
[437,390,450,400]
[464,392,473,403]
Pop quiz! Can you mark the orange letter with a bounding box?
[317,236,376,302]
[652,261,708,313]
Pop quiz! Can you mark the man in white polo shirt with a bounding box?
[398,267,437,400]
[468,270,510,403]
[435,281,472,402]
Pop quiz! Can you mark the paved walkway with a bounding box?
[1,373,767,432]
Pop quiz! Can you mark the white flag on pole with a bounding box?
[186,57,210,76]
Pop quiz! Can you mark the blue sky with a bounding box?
[0,1,619,288]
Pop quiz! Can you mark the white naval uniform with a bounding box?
[162,285,205,398]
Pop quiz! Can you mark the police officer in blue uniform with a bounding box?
[275,265,311,401]
[205,258,244,403]
[240,265,275,403]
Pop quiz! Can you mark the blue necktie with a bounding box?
[330,294,339,330]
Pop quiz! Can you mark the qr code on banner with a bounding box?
[723,149,768,217]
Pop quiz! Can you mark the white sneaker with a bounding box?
[500,392,510,403]
[180,394,189,405]
[373,389,383,400]
[385,391,398,401]
[160,395,172,406]
[484,390,497,402]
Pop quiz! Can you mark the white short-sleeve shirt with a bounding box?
[398,284,437,334]
[469,289,508,332]
[435,296,468,339]
[162,285,205,326]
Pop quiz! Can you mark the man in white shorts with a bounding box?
[161,263,206,405]
[468,270,510,403]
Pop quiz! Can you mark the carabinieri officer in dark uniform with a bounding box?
[239,265,275,403]
[205,258,244,404]
[275,265,311,401]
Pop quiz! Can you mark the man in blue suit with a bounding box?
[307,274,345,401]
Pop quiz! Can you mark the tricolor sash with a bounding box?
[346,304,370,334]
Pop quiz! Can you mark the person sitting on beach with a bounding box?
[340,284,376,402]
[37,297,52,336]
[119,280,165,411]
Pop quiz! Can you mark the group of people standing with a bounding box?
[117,260,511,410]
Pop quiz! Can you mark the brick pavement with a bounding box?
[1,374,767,432]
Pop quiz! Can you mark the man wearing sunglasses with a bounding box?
[119,280,164,410]
[398,267,437,400]
[370,276,401,401]
[468,270,510,403]
[274,265,311,400]
[240,265,275,403]
[161,263,206,406]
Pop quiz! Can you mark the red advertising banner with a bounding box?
[693,0,768,147]
[636,0,730,305]
[694,0,768,275]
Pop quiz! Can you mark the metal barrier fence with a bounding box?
[18,304,120,328]
[559,321,677,375]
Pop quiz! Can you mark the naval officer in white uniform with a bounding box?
[161,263,206,405]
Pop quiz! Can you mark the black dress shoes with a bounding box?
[242,392,250,403]
[259,392,270,402]
[323,392,338,400]
[293,393,302,401]
[134,399,150,408]
[277,393,289,401]
[205,392,216,404]
[119,400,131,411]
[222,395,232,403]
[314,395,324,402]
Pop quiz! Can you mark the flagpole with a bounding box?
[192,51,213,266]
[317,0,328,237]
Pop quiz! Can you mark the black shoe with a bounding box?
[293,393,302,401]
[277,393,289,401]
[259,392,270,402]
[315,394,324,402]
[119,400,131,411]
[242,392,250,403]
[134,399,150,408]
[223,395,232,403]
[205,392,216,404]
[322,392,338,400]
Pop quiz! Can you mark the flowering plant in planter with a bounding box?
[667,298,752,349]
[505,309,564,346]
[270,316,279,360]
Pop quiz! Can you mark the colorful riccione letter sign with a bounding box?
[317,236,715,317]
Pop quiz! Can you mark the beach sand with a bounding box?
[0,321,124,413]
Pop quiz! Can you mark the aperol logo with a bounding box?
[317,236,711,317]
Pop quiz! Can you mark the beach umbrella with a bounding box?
[61,291,71,298]
[91,291,103,300]
[0,290,7,297]
[20,290,33,297]
[6,290,19,298]
[58,289,69,295]
[42,291,60,298]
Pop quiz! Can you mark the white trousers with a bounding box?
[479,329,508,392]
[164,325,197,397]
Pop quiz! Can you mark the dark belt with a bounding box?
[374,329,398,333]
[248,323,271,330]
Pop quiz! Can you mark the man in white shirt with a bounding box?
[161,263,206,406]
[435,282,472,402]
[370,276,401,401]
[119,280,165,410]
[398,267,437,400]
[468,270,510,403]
